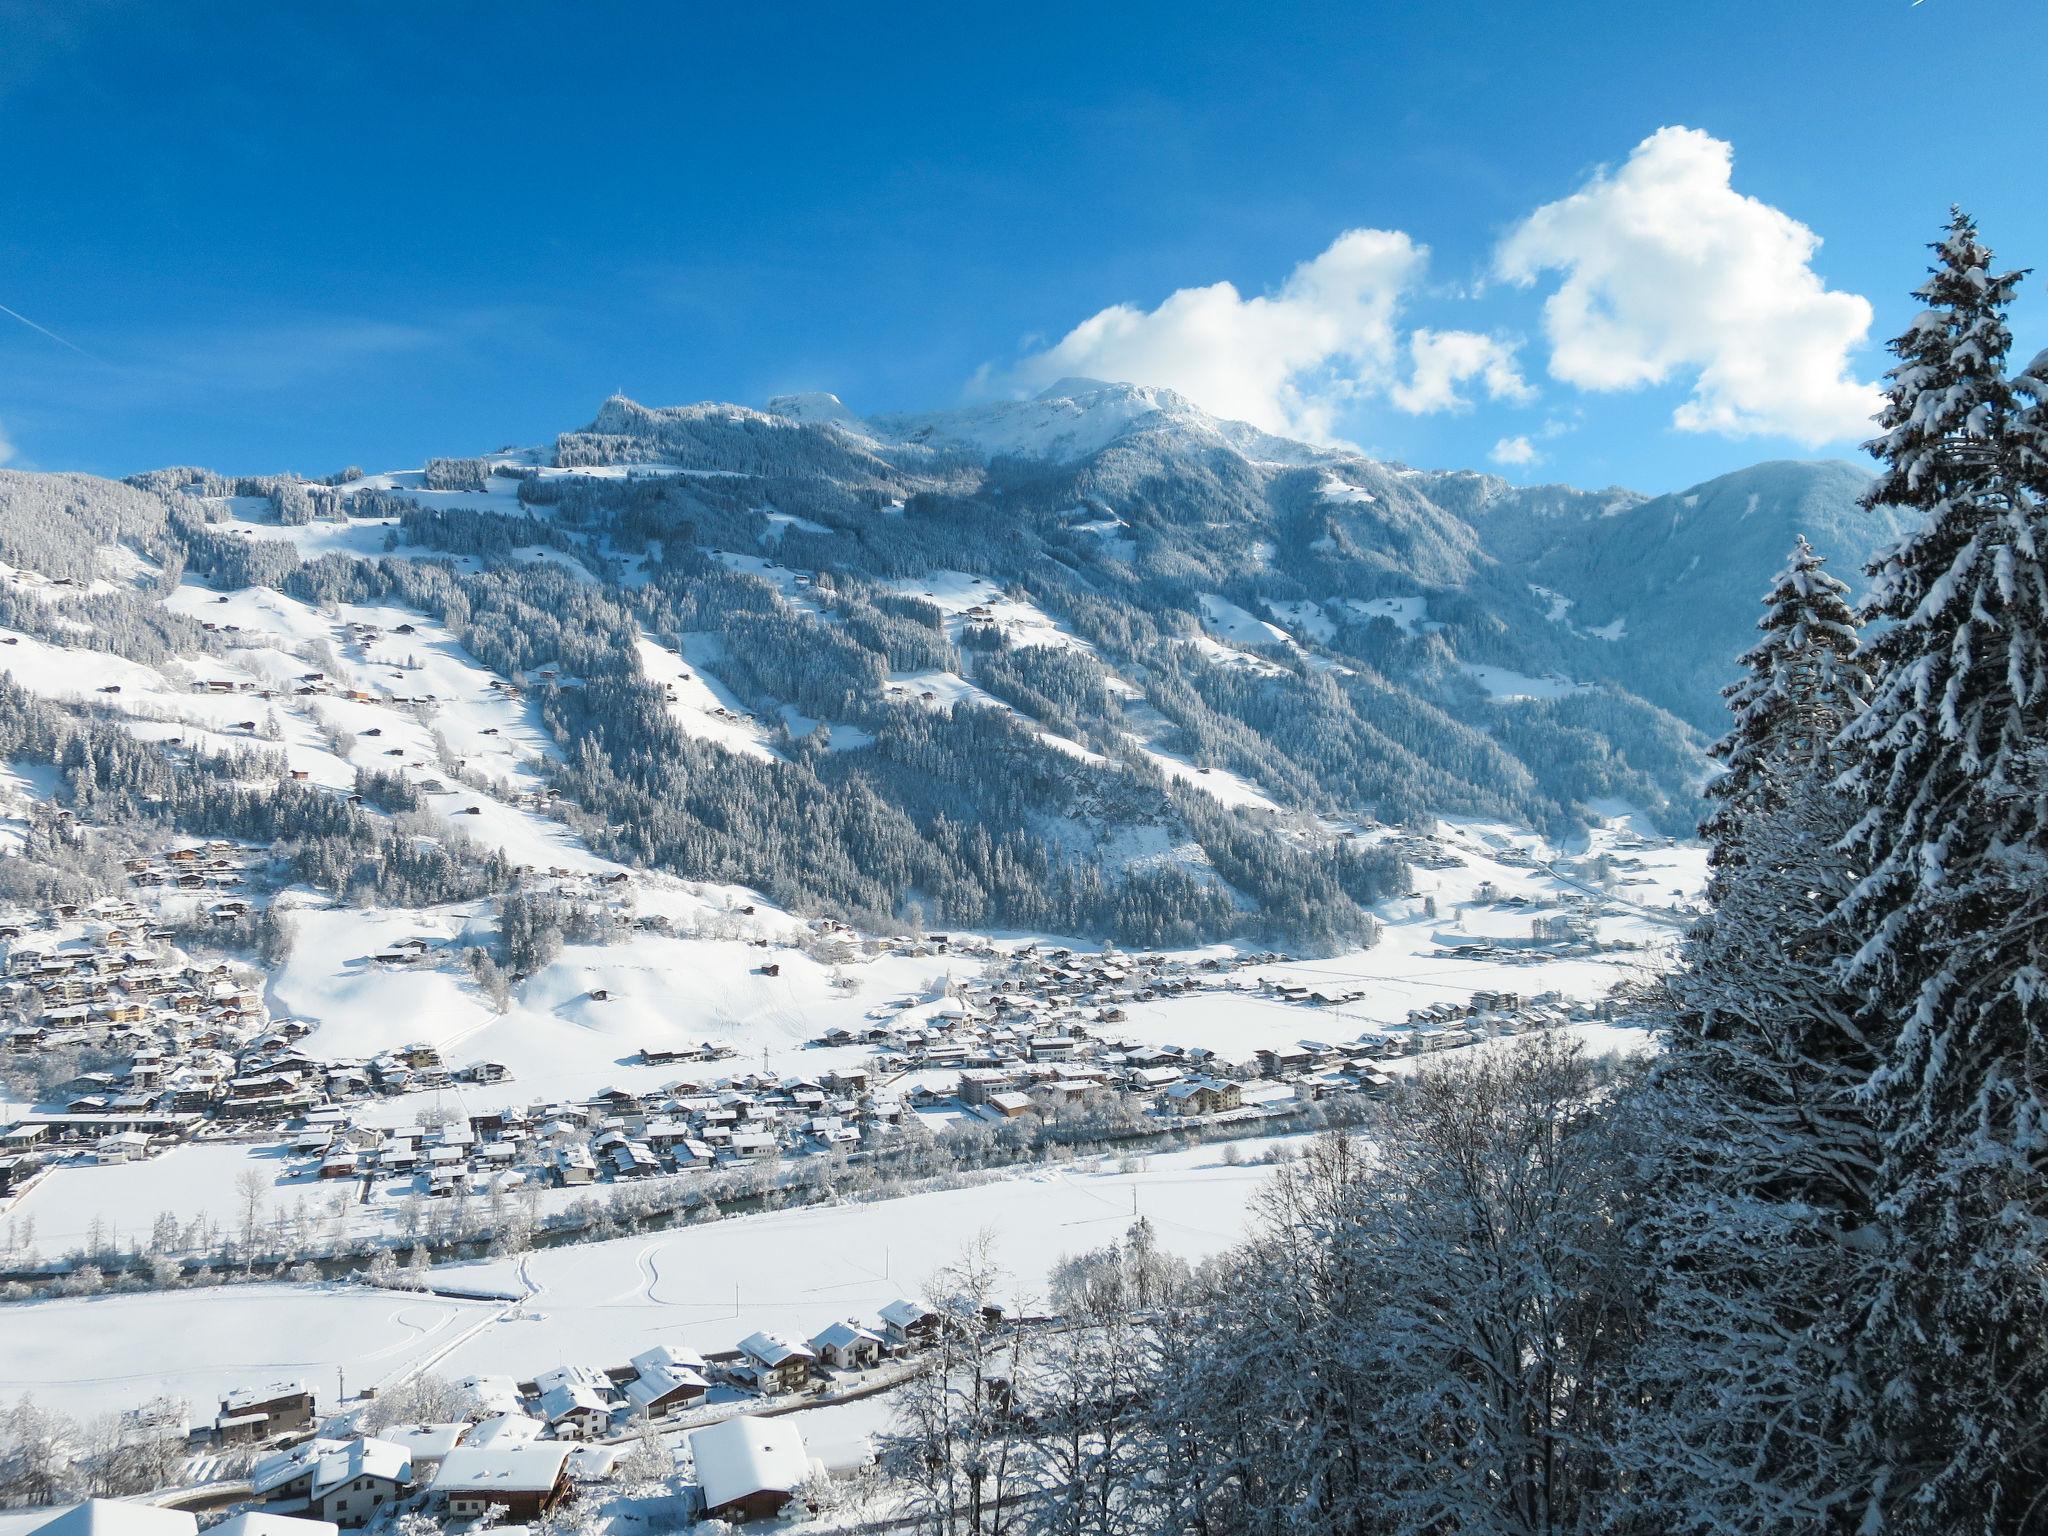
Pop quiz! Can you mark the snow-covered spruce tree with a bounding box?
[1699,535,1874,881]
[1620,538,1882,1532]
[1839,208,2048,1534]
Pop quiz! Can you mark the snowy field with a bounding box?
[431,1137,1279,1377]
[0,1281,500,1423]
[1,1142,1284,1425]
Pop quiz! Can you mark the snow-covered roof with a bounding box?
[312,1437,411,1498]
[379,1422,469,1461]
[433,1444,573,1496]
[28,1502,196,1536]
[624,1362,709,1410]
[467,1413,545,1449]
[209,1515,337,1536]
[738,1330,814,1368]
[221,1379,308,1411]
[537,1383,609,1422]
[250,1438,346,1495]
[455,1375,525,1418]
[532,1363,607,1397]
[688,1415,812,1513]
[878,1298,932,1328]
[565,1444,621,1480]
[628,1343,707,1376]
[808,1320,883,1353]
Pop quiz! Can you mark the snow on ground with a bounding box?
[1185,634,1290,679]
[886,670,1106,765]
[0,1281,499,1423]
[636,634,781,763]
[6,572,575,875]
[431,1140,1278,1380]
[759,511,832,544]
[1460,662,1589,701]
[1096,813,1701,1060]
[156,581,608,872]
[1319,476,1377,505]
[0,1141,338,1255]
[1196,594,1292,650]
[3,1141,1286,1426]
[886,572,1092,655]
[0,627,178,698]
[1338,595,1435,636]
[704,551,829,620]
[1263,599,1334,643]
[0,760,61,854]
[267,906,963,1118]
[860,382,1205,466]
[1530,585,1575,625]
[1114,699,1281,813]
[776,704,874,752]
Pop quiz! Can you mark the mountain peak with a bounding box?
[1030,376,1123,402]
[762,391,864,428]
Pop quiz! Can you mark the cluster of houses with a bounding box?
[814,946,1281,1073]
[118,842,250,897]
[221,1404,841,1527]
[0,896,509,1207]
[0,894,282,1185]
[291,1059,908,1201]
[794,945,1600,1128]
[200,1297,962,1527]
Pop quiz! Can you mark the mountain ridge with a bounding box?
[0,389,1910,953]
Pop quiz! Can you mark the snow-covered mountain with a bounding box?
[763,378,1336,468]
[0,387,1905,955]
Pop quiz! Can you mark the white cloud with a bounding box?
[0,420,14,467]
[1010,229,1427,442]
[1490,434,1540,467]
[1391,328,1534,414]
[1495,126,1881,446]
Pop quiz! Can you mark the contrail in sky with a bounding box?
[0,301,104,363]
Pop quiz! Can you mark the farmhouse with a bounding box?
[736,1331,816,1395]
[432,1443,574,1522]
[808,1320,885,1371]
[689,1415,815,1522]
[536,1382,612,1440]
[623,1357,710,1417]
[307,1438,412,1527]
[217,1381,315,1443]
[877,1297,940,1347]
[249,1439,347,1502]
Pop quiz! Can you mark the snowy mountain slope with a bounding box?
[0,388,1894,961]
[1463,458,1910,729]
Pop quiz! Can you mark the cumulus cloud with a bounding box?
[1495,126,1881,446]
[1392,328,1534,414]
[1490,434,1540,467]
[1010,228,1427,442]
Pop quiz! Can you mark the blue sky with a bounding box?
[0,0,2041,491]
